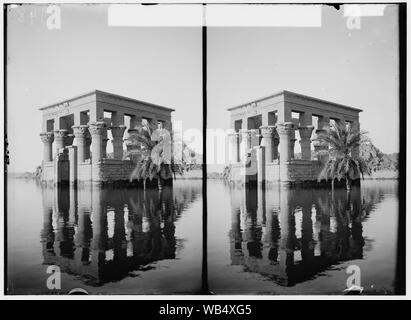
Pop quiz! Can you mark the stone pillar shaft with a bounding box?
[239,129,249,161]
[289,131,296,160]
[228,133,240,163]
[53,129,68,155]
[68,146,78,184]
[277,123,294,163]
[89,122,107,164]
[298,126,314,160]
[277,122,296,181]
[260,125,277,163]
[110,125,127,160]
[84,133,91,160]
[256,146,265,184]
[40,132,54,162]
[72,125,89,163]
[249,129,259,148]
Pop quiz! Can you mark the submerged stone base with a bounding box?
[41,157,172,188]
[229,158,359,186]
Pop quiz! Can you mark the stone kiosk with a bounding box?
[227,90,362,185]
[39,90,174,185]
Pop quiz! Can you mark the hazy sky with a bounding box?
[7,4,202,172]
[7,4,399,172]
[208,5,399,154]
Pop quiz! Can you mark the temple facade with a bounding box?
[39,90,174,185]
[227,90,362,185]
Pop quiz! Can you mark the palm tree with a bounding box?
[125,120,192,190]
[315,121,371,192]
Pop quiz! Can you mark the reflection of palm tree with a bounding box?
[227,184,390,288]
[316,122,371,192]
[40,182,201,288]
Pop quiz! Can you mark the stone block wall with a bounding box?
[78,162,92,182]
[97,159,135,182]
[42,156,170,187]
[230,163,246,184]
[266,163,280,182]
[42,161,54,183]
[229,160,323,185]
[286,160,323,182]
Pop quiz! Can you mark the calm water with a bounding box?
[7,178,202,294]
[8,178,400,295]
[208,180,400,294]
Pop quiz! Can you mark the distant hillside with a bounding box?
[8,172,36,179]
[360,138,398,172]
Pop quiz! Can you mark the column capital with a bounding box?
[109,125,127,138]
[259,125,278,139]
[88,121,107,136]
[53,129,68,139]
[72,125,89,138]
[298,125,314,139]
[40,132,54,143]
[276,122,296,136]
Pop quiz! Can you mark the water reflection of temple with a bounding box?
[40,184,200,286]
[228,185,385,287]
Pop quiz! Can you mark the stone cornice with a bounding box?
[227,90,363,113]
[38,89,175,112]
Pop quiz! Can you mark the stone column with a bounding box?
[314,116,330,163]
[53,129,68,155]
[228,132,240,163]
[289,130,296,160]
[72,125,88,163]
[277,123,295,163]
[256,146,265,184]
[273,133,280,160]
[102,130,109,159]
[40,132,54,162]
[277,122,295,182]
[68,146,78,185]
[84,131,91,160]
[259,125,277,164]
[110,125,127,160]
[299,126,314,160]
[239,129,250,161]
[89,121,107,164]
[249,129,259,148]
